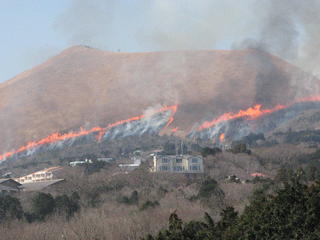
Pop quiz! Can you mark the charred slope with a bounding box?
[0,46,317,153]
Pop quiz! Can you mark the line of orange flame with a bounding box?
[198,96,320,131]
[0,105,178,161]
[198,104,287,131]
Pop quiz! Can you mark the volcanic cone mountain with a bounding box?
[0,46,318,153]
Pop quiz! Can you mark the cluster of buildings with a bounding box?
[69,157,115,167]
[0,145,206,194]
[0,166,64,194]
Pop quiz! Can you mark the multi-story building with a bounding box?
[15,166,63,184]
[152,155,204,173]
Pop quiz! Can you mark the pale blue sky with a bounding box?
[1,0,314,83]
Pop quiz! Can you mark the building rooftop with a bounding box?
[22,179,65,191]
[0,185,19,192]
[0,178,22,186]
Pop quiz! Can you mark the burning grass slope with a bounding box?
[0,46,318,153]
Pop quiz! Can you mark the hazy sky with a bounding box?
[1,0,319,83]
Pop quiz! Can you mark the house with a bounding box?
[152,154,204,173]
[97,157,115,163]
[15,166,63,184]
[70,158,92,167]
[119,150,143,172]
[0,179,23,194]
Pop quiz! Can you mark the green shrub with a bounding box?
[0,195,23,222]
[230,141,251,154]
[198,178,224,200]
[201,147,221,157]
[54,192,80,219]
[31,193,55,221]
[118,190,139,205]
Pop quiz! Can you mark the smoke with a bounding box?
[55,0,116,49]
[141,0,254,51]
[235,0,320,76]
[55,0,320,76]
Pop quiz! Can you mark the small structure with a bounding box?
[70,158,92,167]
[97,157,115,163]
[0,179,23,194]
[15,166,63,184]
[2,172,12,178]
[152,154,204,173]
[119,150,142,172]
[225,175,241,183]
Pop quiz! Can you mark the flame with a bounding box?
[219,133,225,142]
[198,95,320,131]
[164,105,178,127]
[198,104,286,131]
[0,104,178,161]
[298,96,320,103]
[171,127,179,133]
[251,172,266,177]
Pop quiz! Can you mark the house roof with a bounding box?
[0,178,22,186]
[32,166,63,174]
[0,185,20,192]
[21,179,65,191]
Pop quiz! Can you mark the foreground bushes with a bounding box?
[0,192,80,223]
[0,195,23,222]
[143,178,320,240]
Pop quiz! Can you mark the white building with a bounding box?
[152,155,204,173]
[16,166,63,184]
[69,158,92,167]
[119,150,142,172]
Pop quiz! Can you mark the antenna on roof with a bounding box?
[175,139,178,156]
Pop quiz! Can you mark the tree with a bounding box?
[0,195,23,222]
[230,141,250,154]
[142,173,320,240]
[201,147,222,157]
[55,193,80,219]
[198,178,224,199]
[32,192,55,220]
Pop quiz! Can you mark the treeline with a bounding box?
[0,192,80,223]
[143,176,320,240]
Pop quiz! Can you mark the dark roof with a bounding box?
[0,178,22,186]
[0,185,19,192]
[22,179,64,192]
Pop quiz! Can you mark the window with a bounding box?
[161,157,170,163]
[176,158,182,163]
[173,166,183,172]
[159,165,170,171]
[192,158,199,163]
[190,165,201,171]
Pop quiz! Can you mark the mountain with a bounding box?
[0,46,317,153]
